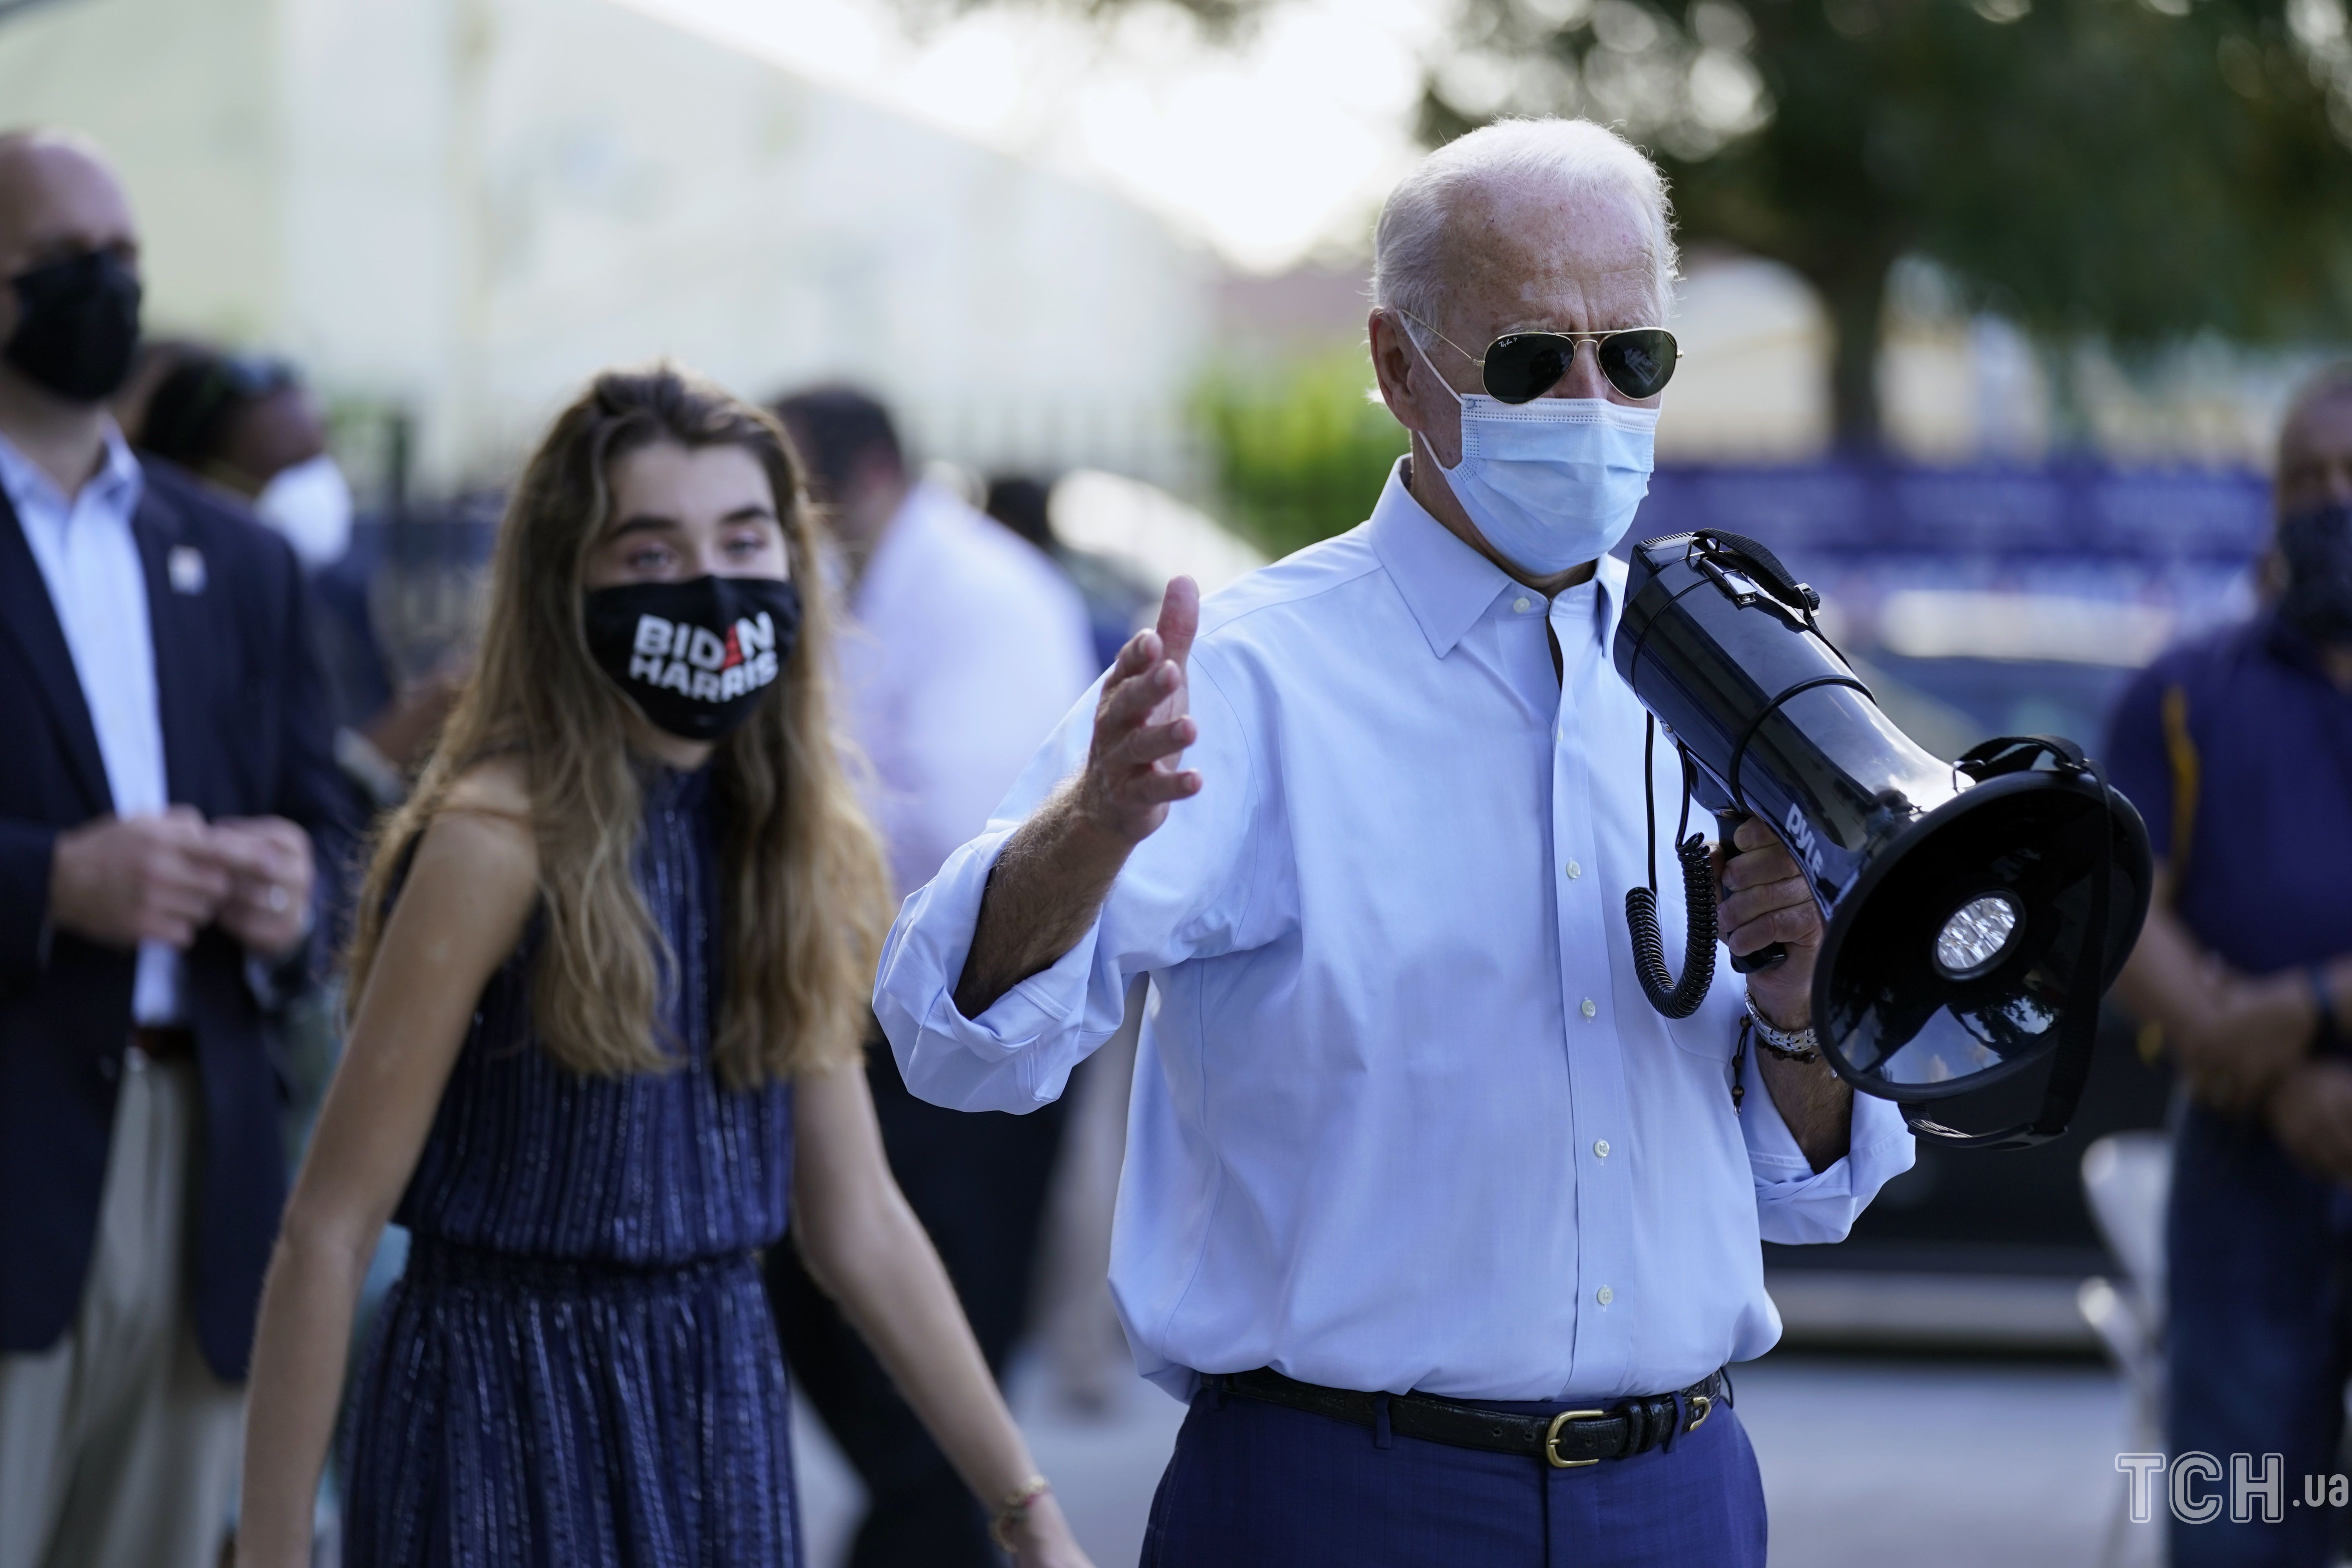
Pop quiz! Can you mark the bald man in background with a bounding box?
[0,131,346,1568]
[2110,366,2352,1568]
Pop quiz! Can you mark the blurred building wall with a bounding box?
[0,0,1212,491]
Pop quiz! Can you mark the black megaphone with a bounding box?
[1610,529,2153,1149]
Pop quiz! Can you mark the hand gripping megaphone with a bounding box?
[1611,529,2153,1148]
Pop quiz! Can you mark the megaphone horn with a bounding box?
[1612,530,2154,1148]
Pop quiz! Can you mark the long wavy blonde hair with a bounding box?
[347,367,889,1086]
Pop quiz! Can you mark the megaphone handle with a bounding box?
[1714,808,1789,974]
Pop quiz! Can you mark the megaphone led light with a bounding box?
[1933,893,2022,980]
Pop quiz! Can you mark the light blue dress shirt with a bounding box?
[877,460,1915,1404]
[0,426,183,1025]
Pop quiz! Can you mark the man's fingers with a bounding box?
[1108,628,1161,689]
[1099,661,1181,737]
[142,916,200,949]
[1720,844,1800,893]
[198,834,274,881]
[1155,577,1200,672]
[1107,716,1196,773]
[140,883,216,946]
[149,885,217,927]
[1725,901,1821,956]
[1719,874,1811,930]
[166,846,237,896]
[1127,768,1202,805]
[1731,815,1788,855]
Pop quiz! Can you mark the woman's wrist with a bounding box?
[989,1474,1056,1551]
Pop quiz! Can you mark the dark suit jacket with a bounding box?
[0,458,350,1382]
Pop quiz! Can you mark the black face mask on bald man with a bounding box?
[582,574,802,742]
[2279,503,2352,649]
[4,249,142,403]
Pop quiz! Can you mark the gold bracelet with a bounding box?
[989,1475,1052,1551]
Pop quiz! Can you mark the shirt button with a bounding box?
[1593,1138,1610,1158]
[1581,998,1597,1019]
[1565,860,1582,880]
[1513,596,1531,613]
[1596,1285,1614,1306]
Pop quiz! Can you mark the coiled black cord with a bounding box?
[1626,835,1718,1018]
[1624,713,1718,1018]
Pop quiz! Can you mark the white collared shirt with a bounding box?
[836,481,1098,901]
[0,426,181,1024]
[877,459,1913,1404]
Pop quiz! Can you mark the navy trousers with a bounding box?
[1140,1379,1767,1567]
[2169,1102,2352,1568]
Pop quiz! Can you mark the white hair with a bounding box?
[1372,118,1679,331]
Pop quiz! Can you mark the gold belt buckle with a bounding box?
[1684,1392,1713,1433]
[1543,1408,1607,1468]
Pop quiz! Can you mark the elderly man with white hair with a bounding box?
[876,118,1914,1564]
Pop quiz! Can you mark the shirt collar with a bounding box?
[1366,456,1626,659]
[0,421,143,523]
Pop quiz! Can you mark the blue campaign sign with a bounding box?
[1639,459,2270,564]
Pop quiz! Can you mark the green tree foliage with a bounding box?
[1422,0,2352,448]
[1195,352,1407,557]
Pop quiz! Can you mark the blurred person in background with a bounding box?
[130,345,364,1139]
[766,387,1096,1568]
[2109,365,2352,1568]
[234,367,1091,1568]
[125,342,461,815]
[985,473,1151,673]
[0,129,347,1568]
[132,345,353,573]
[876,119,1912,1565]
[127,342,454,1167]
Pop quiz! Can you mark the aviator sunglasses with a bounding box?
[1402,312,1681,404]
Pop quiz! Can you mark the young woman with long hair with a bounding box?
[233,368,1091,1567]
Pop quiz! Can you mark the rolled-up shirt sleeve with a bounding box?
[1739,1041,1916,1245]
[876,649,1267,1114]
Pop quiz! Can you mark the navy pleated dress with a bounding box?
[341,765,803,1566]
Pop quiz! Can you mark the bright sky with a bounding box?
[619,0,1450,272]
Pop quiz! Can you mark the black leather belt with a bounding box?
[1221,1366,1730,1468]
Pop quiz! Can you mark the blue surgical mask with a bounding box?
[1411,332,1659,576]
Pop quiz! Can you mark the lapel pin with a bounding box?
[167,545,206,595]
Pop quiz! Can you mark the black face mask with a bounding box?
[4,250,142,403]
[583,574,802,742]
[2279,503,2352,648]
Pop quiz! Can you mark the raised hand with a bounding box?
[953,576,1206,1020]
[1073,577,1202,848]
